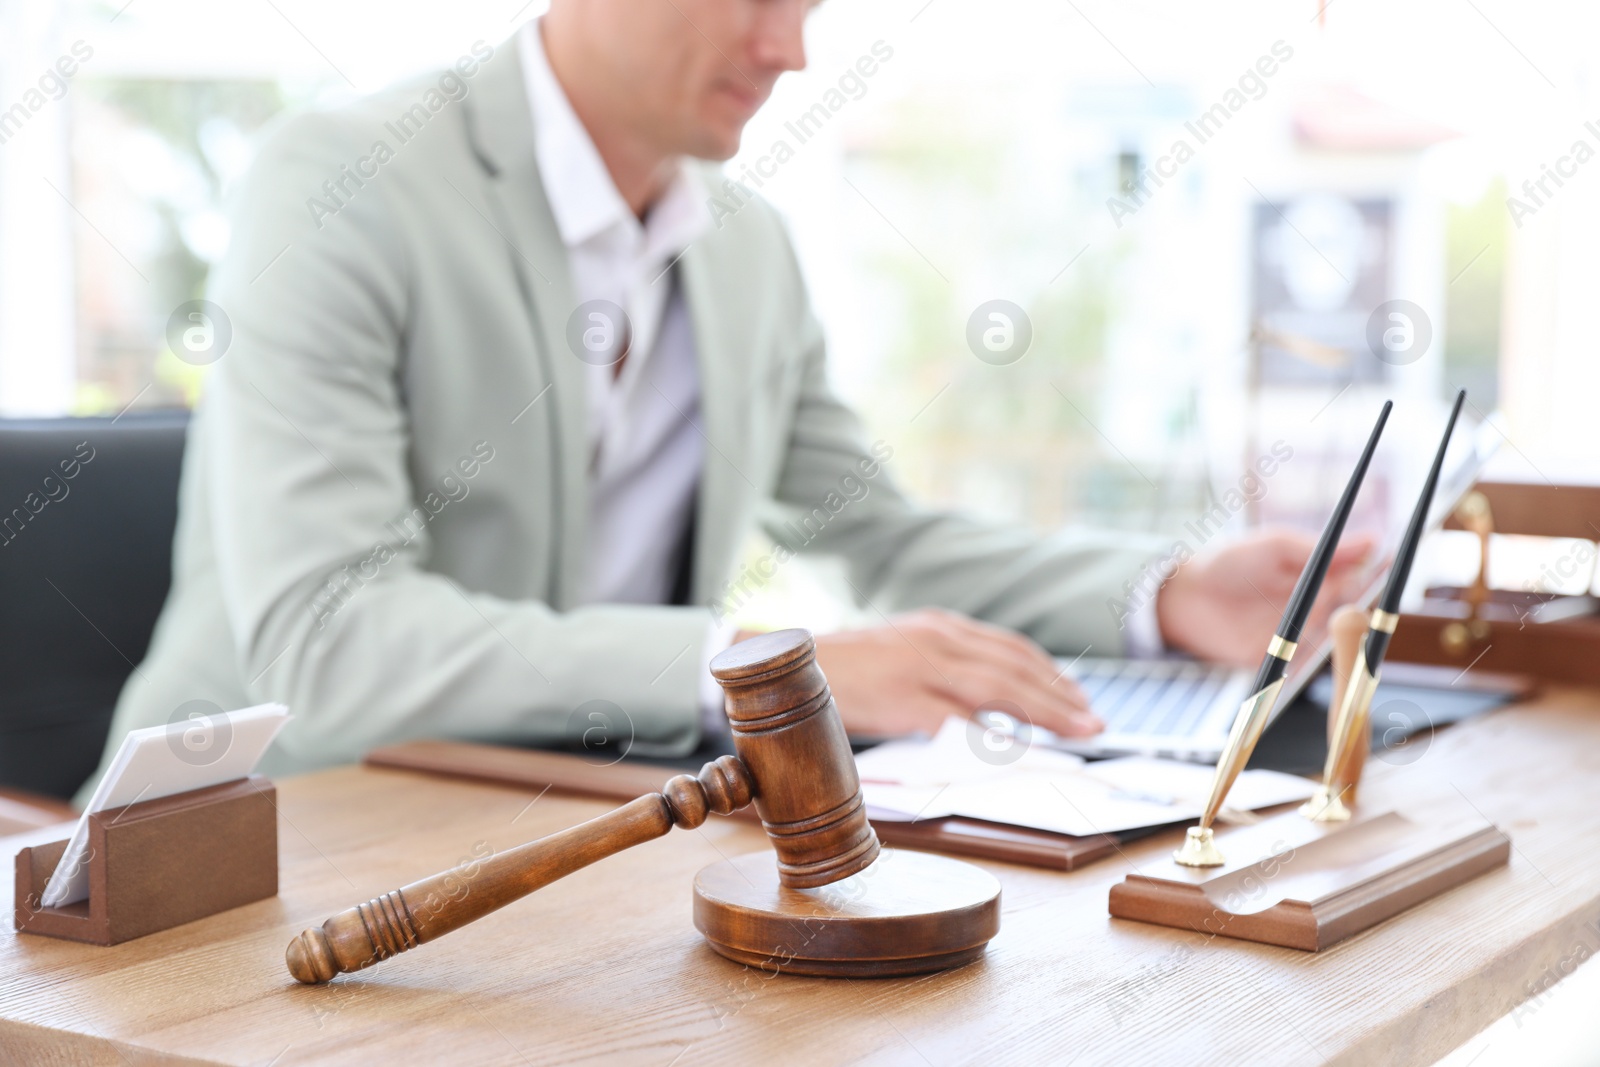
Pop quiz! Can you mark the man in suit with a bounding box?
[88,0,1368,784]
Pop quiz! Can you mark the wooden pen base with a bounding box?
[1108,806,1509,951]
[693,849,1001,977]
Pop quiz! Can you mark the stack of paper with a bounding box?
[855,718,1316,838]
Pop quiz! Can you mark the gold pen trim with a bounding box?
[1176,677,1289,867]
[1370,608,1400,634]
[1267,635,1298,661]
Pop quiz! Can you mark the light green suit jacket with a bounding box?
[87,39,1163,792]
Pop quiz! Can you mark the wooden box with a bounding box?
[1390,478,1600,684]
[13,775,278,945]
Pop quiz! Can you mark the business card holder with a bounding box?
[13,775,277,945]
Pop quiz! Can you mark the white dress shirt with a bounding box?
[520,22,737,734]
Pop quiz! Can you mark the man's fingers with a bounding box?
[902,685,974,734]
[924,612,1111,736]
[1266,528,1315,572]
[832,611,1104,740]
[943,664,1101,738]
[945,661,1090,715]
[1329,531,1378,565]
[1270,528,1376,588]
[921,610,1075,691]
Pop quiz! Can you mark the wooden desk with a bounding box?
[0,788,75,838]
[6,686,1600,1066]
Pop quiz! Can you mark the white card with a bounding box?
[42,703,290,907]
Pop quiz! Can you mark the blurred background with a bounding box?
[2,0,1596,632]
[4,5,1596,1055]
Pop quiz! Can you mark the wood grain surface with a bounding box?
[0,789,75,839]
[5,685,1600,1066]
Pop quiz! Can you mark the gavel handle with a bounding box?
[287,754,753,984]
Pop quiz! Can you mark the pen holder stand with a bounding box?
[13,775,278,946]
[1109,803,1509,951]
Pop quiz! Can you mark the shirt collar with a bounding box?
[518,20,708,257]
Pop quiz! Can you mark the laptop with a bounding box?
[1031,413,1503,762]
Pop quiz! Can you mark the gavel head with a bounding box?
[710,628,880,889]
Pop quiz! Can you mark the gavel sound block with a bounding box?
[287,629,1000,983]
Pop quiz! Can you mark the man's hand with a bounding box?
[1155,527,1377,667]
[811,608,1103,740]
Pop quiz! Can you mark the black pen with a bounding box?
[1175,400,1392,867]
[1302,389,1467,822]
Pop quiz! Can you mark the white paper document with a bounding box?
[855,717,1316,838]
[42,703,290,907]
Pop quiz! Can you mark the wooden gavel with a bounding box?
[287,628,881,984]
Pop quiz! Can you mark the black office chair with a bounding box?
[0,411,188,799]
